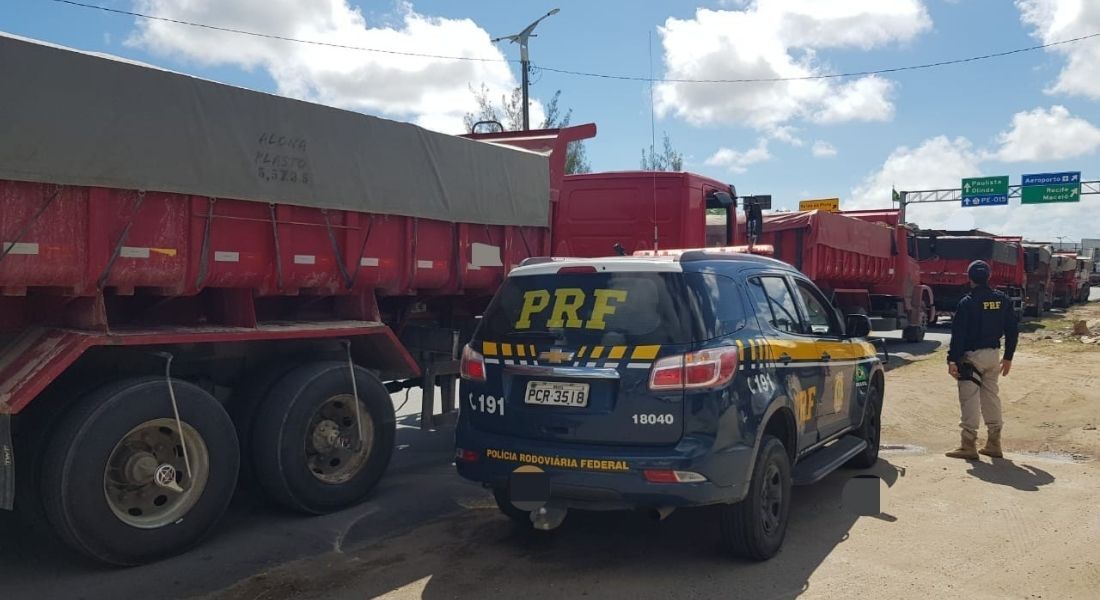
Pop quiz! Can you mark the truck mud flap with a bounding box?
[0,414,13,510]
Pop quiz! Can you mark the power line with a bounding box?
[49,0,511,63]
[51,0,1100,84]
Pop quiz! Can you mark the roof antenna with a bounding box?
[613,242,626,256]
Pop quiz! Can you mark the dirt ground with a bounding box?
[886,300,1100,461]
[201,302,1100,600]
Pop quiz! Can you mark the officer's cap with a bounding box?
[968,260,991,284]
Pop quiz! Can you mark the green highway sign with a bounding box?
[961,176,1009,207]
[1020,171,1081,204]
[1021,184,1079,204]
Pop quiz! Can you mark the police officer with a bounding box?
[945,260,1019,460]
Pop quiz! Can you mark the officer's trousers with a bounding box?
[957,348,1003,433]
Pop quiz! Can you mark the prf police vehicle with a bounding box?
[455,248,884,560]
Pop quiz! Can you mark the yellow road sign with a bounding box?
[799,198,840,212]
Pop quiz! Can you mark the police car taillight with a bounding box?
[643,469,708,483]
[648,347,739,391]
[460,344,486,381]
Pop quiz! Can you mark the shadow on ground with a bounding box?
[966,458,1056,491]
[876,337,943,370]
[213,460,906,600]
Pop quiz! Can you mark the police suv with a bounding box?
[455,249,884,560]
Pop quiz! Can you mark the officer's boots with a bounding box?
[946,429,979,460]
[979,426,1003,458]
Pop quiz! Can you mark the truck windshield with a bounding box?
[476,271,746,346]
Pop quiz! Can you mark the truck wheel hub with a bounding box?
[305,394,373,484]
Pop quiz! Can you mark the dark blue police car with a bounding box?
[455,249,884,560]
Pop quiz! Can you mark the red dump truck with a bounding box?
[1050,253,1091,307]
[915,232,1025,320]
[0,34,611,565]
[1022,243,1053,316]
[0,34,763,565]
[710,209,933,342]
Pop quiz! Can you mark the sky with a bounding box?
[4,0,1100,243]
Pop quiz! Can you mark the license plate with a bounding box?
[524,381,590,407]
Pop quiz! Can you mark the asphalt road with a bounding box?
[0,293,1093,600]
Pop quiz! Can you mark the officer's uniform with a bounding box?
[946,261,1019,459]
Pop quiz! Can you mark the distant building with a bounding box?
[1081,238,1100,261]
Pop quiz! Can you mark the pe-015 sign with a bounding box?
[1021,171,1081,204]
[961,176,1009,207]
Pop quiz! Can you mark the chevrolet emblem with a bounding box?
[539,349,574,364]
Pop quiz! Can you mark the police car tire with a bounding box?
[40,377,239,566]
[492,487,532,525]
[846,384,883,469]
[251,362,395,515]
[719,435,791,561]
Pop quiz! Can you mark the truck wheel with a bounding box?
[845,381,882,469]
[901,325,925,343]
[40,377,239,566]
[719,435,791,561]
[229,359,306,494]
[251,362,395,514]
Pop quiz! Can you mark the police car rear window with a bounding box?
[477,272,745,346]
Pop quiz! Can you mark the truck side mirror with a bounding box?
[705,190,734,208]
[845,314,872,338]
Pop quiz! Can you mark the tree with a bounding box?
[464,85,591,174]
[641,132,684,171]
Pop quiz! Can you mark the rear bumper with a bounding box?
[454,422,754,509]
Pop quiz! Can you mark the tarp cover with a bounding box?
[916,237,1018,265]
[763,210,893,258]
[0,33,550,226]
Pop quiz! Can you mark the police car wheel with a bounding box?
[846,383,883,469]
[251,362,395,515]
[719,435,791,561]
[492,487,532,525]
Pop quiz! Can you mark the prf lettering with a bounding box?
[795,386,817,424]
[982,301,1002,310]
[514,288,628,330]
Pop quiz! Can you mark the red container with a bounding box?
[0,179,544,301]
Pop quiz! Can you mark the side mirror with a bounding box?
[845,314,872,338]
[706,190,735,209]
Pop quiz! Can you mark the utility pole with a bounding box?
[492,8,559,131]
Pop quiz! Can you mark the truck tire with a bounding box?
[719,435,791,561]
[40,377,239,566]
[845,381,882,469]
[901,325,925,343]
[229,359,307,494]
[251,362,395,514]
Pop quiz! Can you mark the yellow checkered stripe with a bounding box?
[480,342,662,369]
[735,338,878,370]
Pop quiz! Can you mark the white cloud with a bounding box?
[991,105,1100,162]
[128,0,533,133]
[812,75,895,124]
[705,138,772,173]
[1017,0,1100,99]
[769,125,805,146]
[811,140,837,157]
[655,1,931,130]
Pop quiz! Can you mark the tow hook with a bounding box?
[530,503,567,531]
